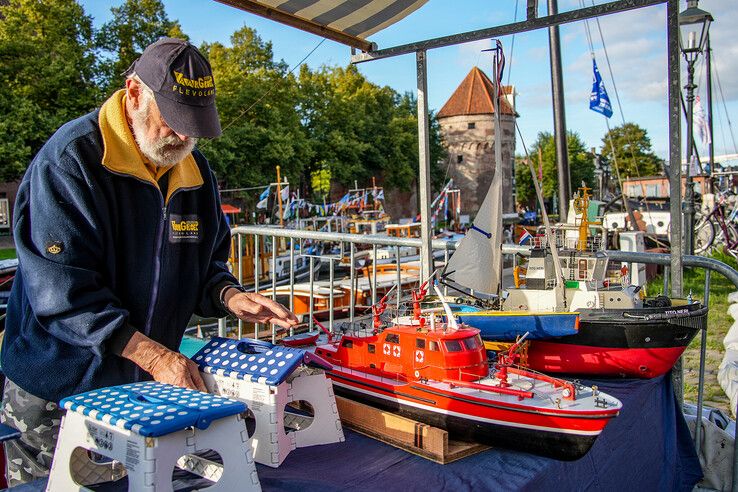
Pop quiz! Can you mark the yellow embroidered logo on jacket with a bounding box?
[46,242,63,254]
[170,220,199,232]
[169,214,201,243]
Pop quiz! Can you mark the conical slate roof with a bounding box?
[437,66,515,118]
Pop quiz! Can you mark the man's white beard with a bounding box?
[130,97,197,167]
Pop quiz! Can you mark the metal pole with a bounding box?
[372,245,378,306]
[668,0,683,299]
[684,57,697,255]
[271,236,277,344]
[417,49,434,280]
[396,246,402,311]
[350,245,355,325]
[548,0,570,220]
[695,269,710,454]
[254,236,260,339]
[705,35,714,179]
[289,238,295,336]
[329,258,335,331]
[667,0,684,403]
[663,265,670,295]
[309,256,315,331]
[237,233,243,339]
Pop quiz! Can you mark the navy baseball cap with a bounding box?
[125,37,221,138]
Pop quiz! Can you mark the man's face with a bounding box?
[128,82,197,167]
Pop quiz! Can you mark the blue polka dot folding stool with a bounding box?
[46,381,261,491]
[192,337,344,467]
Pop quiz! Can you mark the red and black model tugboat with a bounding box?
[312,290,622,461]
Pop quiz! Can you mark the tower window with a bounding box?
[467,122,476,129]
[457,155,463,164]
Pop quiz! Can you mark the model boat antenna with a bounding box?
[433,284,459,331]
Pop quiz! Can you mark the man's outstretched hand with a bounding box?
[223,289,299,329]
[121,331,207,392]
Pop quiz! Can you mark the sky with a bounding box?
[79,0,737,161]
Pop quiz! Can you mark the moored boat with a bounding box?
[527,301,707,378]
[311,301,621,461]
[443,184,706,378]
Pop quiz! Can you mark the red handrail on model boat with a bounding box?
[443,379,534,399]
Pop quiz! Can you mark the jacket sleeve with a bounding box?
[194,168,238,318]
[13,154,132,358]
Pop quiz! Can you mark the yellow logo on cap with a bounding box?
[173,71,214,89]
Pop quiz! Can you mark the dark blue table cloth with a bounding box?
[7,373,703,491]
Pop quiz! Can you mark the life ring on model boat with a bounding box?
[393,345,401,357]
[415,350,424,363]
[383,344,390,355]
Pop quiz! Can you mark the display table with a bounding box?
[7,373,703,491]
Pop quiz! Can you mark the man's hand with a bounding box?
[224,289,299,329]
[121,331,207,392]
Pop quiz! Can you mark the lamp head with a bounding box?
[679,0,713,62]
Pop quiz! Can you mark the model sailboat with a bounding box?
[440,42,578,341]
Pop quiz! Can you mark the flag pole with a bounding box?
[276,166,284,227]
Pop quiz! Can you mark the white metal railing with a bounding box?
[224,225,464,343]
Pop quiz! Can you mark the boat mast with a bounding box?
[524,153,567,309]
[276,165,284,227]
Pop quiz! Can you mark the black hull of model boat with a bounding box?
[526,303,707,378]
[332,384,598,461]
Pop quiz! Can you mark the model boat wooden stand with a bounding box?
[335,396,489,464]
[192,337,344,468]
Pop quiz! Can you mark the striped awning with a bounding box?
[215,0,428,51]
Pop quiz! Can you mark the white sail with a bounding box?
[444,162,503,295]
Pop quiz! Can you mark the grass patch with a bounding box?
[648,249,738,414]
[0,248,15,260]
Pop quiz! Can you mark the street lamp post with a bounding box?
[679,0,712,255]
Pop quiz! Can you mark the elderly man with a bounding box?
[0,37,298,485]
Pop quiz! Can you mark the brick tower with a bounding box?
[437,67,517,216]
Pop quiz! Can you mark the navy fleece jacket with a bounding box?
[2,91,237,402]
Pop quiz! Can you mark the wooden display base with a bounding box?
[335,397,489,464]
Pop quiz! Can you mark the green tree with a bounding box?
[0,0,99,181]
[201,27,309,192]
[96,0,187,94]
[600,122,663,179]
[514,131,595,206]
[514,157,535,206]
[297,64,445,199]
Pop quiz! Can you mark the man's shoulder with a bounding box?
[33,109,102,174]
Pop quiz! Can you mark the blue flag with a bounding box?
[259,186,270,201]
[589,59,613,118]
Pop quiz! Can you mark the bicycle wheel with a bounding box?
[694,218,716,254]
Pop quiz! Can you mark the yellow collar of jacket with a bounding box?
[98,89,203,203]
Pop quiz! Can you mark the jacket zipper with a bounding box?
[136,185,200,381]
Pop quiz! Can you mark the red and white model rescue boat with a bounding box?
[311,299,622,461]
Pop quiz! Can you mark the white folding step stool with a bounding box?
[46,381,260,491]
[192,337,344,467]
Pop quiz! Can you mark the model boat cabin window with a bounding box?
[463,336,483,350]
[416,338,426,349]
[444,340,463,352]
[342,339,353,348]
[429,341,439,351]
[385,333,400,344]
[368,344,375,353]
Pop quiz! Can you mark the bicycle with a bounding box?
[694,190,738,255]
